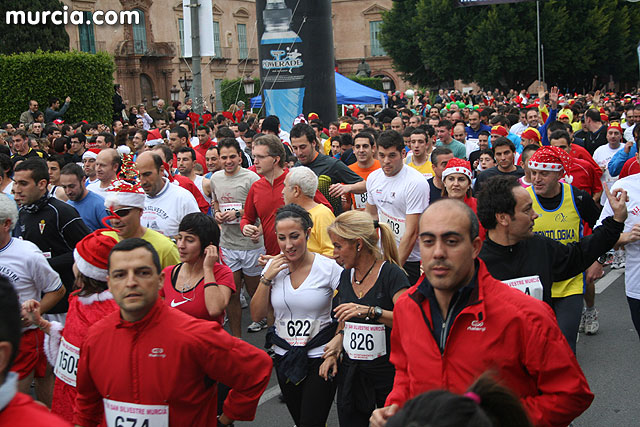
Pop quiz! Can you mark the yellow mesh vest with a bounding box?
[527,183,585,298]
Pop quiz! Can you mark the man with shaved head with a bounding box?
[86,148,120,198]
[370,198,595,427]
[136,151,199,238]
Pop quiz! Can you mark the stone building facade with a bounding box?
[62,0,407,111]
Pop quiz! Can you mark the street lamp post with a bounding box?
[170,85,180,102]
[178,74,193,99]
[381,76,392,92]
[242,76,255,96]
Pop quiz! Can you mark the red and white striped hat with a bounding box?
[442,158,472,181]
[105,154,145,209]
[528,146,572,173]
[73,230,118,282]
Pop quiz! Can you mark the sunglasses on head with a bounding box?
[105,207,135,217]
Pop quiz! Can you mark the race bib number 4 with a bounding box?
[103,399,169,427]
[275,319,321,346]
[502,275,544,301]
[54,337,79,387]
[378,211,406,244]
[220,202,242,224]
[354,192,368,209]
[343,322,386,361]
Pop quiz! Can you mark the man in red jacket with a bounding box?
[73,239,272,427]
[370,199,594,427]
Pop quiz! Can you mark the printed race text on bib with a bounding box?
[220,202,242,224]
[354,192,369,210]
[275,319,321,346]
[54,337,79,387]
[103,399,169,427]
[378,210,406,245]
[343,322,386,361]
[502,275,544,300]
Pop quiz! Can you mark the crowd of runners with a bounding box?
[1,85,640,426]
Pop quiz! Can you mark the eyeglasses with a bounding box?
[105,207,135,217]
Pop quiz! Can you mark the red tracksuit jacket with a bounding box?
[386,259,594,427]
[73,299,272,426]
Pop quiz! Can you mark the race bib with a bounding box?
[220,202,242,224]
[103,399,169,427]
[502,275,544,301]
[343,322,386,361]
[378,210,406,245]
[54,337,79,387]
[354,192,368,209]
[275,319,321,346]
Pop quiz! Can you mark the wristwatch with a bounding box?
[373,306,383,320]
[597,255,607,265]
[235,210,241,219]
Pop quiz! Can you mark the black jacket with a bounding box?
[14,195,90,313]
[479,216,623,304]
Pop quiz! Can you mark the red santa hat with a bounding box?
[53,119,64,125]
[608,122,623,135]
[73,230,118,282]
[293,114,308,126]
[442,158,472,181]
[105,154,145,209]
[528,146,572,174]
[490,125,508,137]
[82,148,100,160]
[145,128,164,147]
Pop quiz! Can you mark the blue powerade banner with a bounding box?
[256,0,337,131]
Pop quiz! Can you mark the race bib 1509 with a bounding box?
[54,337,79,387]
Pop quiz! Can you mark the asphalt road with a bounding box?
[233,267,640,427]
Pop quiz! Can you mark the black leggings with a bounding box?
[275,356,337,427]
[627,297,640,339]
[336,362,395,427]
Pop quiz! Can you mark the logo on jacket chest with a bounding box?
[467,320,486,332]
[148,347,166,358]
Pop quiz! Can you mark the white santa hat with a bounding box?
[104,153,146,209]
[73,230,118,282]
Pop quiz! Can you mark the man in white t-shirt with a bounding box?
[597,171,640,339]
[0,194,65,396]
[365,130,430,285]
[593,123,625,206]
[136,151,199,238]
[87,148,120,197]
[176,146,211,204]
[211,139,264,337]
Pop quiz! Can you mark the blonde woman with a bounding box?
[323,210,410,426]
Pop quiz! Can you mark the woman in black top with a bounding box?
[322,210,410,427]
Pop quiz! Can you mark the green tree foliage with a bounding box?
[381,0,640,90]
[0,51,114,124]
[220,78,260,110]
[347,75,384,91]
[0,0,69,54]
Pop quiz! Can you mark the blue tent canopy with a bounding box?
[250,72,387,108]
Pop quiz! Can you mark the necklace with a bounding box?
[353,260,376,286]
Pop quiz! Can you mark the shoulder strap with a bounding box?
[170,263,183,287]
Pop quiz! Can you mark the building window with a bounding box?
[178,18,185,57]
[369,21,386,57]
[237,23,248,59]
[212,21,221,58]
[132,8,147,54]
[78,11,96,53]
